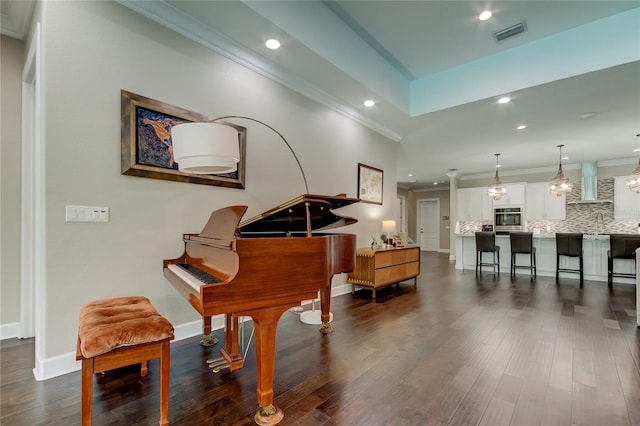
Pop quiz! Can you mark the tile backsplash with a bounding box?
[457,178,640,235]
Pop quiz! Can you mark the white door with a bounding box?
[418,199,439,251]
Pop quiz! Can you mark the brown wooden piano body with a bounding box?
[163,194,358,424]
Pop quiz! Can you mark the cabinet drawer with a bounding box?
[373,262,420,287]
[375,247,419,268]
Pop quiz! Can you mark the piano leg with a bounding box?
[242,304,295,426]
[207,314,244,373]
[319,286,333,333]
[200,316,218,347]
[220,314,245,371]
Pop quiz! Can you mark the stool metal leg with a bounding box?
[492,251,496,276]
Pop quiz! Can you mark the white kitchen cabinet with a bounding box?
[614,176,640,219]
[492,183,526,206]
[525,182,566,220]
[457,187,493,221]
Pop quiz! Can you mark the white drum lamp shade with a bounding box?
[171,122,240,174]
[382,220,396,234]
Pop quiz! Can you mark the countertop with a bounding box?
[455,232,613,240]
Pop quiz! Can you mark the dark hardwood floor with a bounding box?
[2,252,640,425]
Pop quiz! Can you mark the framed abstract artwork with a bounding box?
[357,163,383,204]
[120,90,246,188]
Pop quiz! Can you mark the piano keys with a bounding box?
[163,194,358,425]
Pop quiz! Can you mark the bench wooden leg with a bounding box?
[159,340,170,426]
[81,358,94,426]
[79,339,172,425]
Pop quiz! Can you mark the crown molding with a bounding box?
[115,0,402,142]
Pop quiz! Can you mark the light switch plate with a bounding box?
[65,205,109,222]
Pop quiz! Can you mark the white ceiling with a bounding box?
[4,1,640,189]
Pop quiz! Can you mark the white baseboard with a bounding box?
[0,322,19,340]
[32,285,354,381]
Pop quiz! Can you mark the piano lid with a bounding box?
[238,193,359,234]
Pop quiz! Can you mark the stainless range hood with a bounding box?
[567,161,613,205]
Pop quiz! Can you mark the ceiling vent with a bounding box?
[494,21,527,41]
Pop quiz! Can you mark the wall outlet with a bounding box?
[65,205,109,222]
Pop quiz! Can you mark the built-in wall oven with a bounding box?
[494,207,523,232]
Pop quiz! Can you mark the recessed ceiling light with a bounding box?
[364,99,375,107]
[516,125,527,130]
[498,96,511,104]
[265,39,280,50]
[433,182,438,185]
[634,148,640,152]
[408,173,413,177]
[479,10,492,21]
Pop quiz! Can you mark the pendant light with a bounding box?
[625,134,640,193]
[548,144,573,196]
[487,153,507,200]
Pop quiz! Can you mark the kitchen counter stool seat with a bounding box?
[608,234,640,289]
[556,233,584,287]
[510,232,536,279]
[475,231,500,276]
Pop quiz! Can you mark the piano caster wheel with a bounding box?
[319,322,333,334]
[254,404,284,426]
[199,334,218,347]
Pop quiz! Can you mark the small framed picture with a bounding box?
[357,163,383,204]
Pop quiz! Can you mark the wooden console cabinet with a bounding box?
[347,246,420,298]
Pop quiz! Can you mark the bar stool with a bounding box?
[510,231,536,279]
[475,231,500,276]
[555,233,583,286]
[608,234,640,289]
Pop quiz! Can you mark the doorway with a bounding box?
[20,23,43,378]
[418,199,439,251]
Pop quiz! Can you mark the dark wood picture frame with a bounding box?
[121,90,246,189]
[357,163,383,204]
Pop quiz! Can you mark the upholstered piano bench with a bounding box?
[76,296,174,426]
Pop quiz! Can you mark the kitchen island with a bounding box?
[455,233,636,284]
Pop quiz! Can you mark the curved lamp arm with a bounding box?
[171,115,309,194]
[211,116,309,194]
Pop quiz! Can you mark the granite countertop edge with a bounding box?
[455,233,612,240]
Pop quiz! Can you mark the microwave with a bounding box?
[494,207,523,231]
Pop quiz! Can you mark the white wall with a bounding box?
[0,35,24,336]
[3,0,397,374]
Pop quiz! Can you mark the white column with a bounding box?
[447,169,460,262]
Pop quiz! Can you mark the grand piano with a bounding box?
[163,193,358,425]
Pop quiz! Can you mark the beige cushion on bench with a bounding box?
[78,296,174,359]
